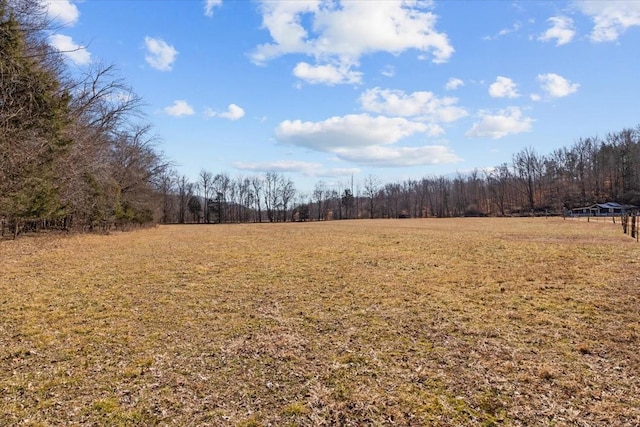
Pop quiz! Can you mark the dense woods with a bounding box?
[1,0,167,237]
[2,0,640,236]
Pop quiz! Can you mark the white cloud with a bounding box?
[314,2,453,63]
[499,22,522,36]
[144,36,178,71]
[484,22,522,40]
[422,124,446,137]
[334,144,462,167]
[275,113,460,167]
[276,114,428,151]
[233,160,360,177]
[574,0,640,42]
[204,0,222,17]
[381,65,395,78]
[293,62,362,85]
[250,1,316,65]
[42,0,79,26]
[359,87,468,123]
[220,104,245,120]
[313,167,362,178]
[530,93,542,102]
[445,77,464,91]
[164,100,195,117]
[537,73,579,98]
[234,160,322,173]
[466,107,534,139]
[489,76,519,98]
[539,16,576,46]
[48,34,91,65]
[250,0,453,84]
[206,104,246,120]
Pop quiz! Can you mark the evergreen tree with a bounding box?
[0,2,71,229]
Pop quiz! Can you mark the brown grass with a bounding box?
[1,218,639,426]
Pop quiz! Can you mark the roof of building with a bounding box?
[572,202,638,211]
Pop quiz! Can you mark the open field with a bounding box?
[1,218,639,426]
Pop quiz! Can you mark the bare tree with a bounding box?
[486,164,511,216]
[198,170,213,223]
[251,175,263,222]
[68,64,143,136]
[279,175,296,222]
[212,172,230,223]
[513,147,542,213]
[176,175,193,223]
[264,171,279,222]
[363,175,380,219]
[157,168,176,223]
[313,181,327,221]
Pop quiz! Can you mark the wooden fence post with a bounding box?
[632,214,636,239]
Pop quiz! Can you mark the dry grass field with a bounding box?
[1,218,639,426]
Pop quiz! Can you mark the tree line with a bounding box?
[1,0,168,237]
[160,126,640,223]
[3,0,640,236]
[157,170,298,224]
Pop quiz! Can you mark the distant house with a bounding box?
[571,202,638,216]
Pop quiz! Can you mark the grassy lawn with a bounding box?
[1,218,639,426]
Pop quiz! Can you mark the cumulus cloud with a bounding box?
[445,77,464,91]
[359,87,468,124]
[233,160,360,177]
[164,100,195,117]
[276,114,428,151]
[275,113,460,167]
[206,104,246,120]
[252,1,453,63]
[466,107,534,139]
[537,73,579,98]
[48,34,91,65]
[574,0,640,42]
[539,16,576,46]
[204,0,222,17]
[221,104,245,120]
[293,62,362,85]
[489,76,519,98]
[144,36,178,71]
[250,0,453,85]
[43,0,79,26]
[250,1,315,65]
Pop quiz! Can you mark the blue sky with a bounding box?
[44,0,640,193]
